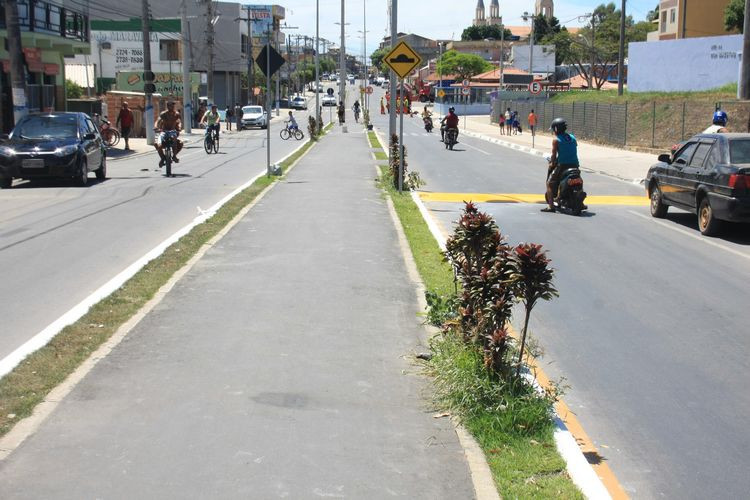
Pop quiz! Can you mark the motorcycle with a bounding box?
[444,127,458,150]
[423,116,433,132]
[547,159,587,215]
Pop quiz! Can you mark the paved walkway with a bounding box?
[460,115,659,184]
[0,127,476,498]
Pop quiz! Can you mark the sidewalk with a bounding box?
[0,128,477,497]
[462,115,659,184]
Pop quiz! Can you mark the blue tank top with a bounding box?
[556,133,579,165]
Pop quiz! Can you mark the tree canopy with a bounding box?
[725,0,744,33]
[540,2,651,89]
[461,24,513,41]
[436,50,493,81]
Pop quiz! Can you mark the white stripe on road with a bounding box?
[460,141,491,156]
[628,210,750,261]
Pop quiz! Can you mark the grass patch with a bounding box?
[376,167,582,498]
[550,82,737,104]
[374,151,388,161]
[368,131,382,149]
[0,135,324,439]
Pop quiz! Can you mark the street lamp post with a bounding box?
[315,0,320,124]
[522,12,535,79]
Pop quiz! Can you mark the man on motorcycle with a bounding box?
[703,109,729,133]
[543,117,579,212]
[201,104,221,141]
[154,101,183,167]
[440,106,459,143]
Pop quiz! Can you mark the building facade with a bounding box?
[653,0,732,40]
[0,0,91,131]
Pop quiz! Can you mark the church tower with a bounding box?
[535,0,554,19]
[473,0,486,27]
[488,0,501,25]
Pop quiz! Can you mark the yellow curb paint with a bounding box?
[419,192,649,206]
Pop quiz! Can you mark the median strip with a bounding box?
[420,192,649,206]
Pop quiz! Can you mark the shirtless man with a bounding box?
[154,101,183,167]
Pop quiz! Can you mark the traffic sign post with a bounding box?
[382,41,422,192]
[366,86,373,94]
[528,81,542,95]
[256,43,287,177]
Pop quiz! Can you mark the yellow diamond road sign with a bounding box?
[384,41,422,79]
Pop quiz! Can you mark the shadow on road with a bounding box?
[664,212,750,245]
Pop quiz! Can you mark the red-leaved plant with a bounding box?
[512,243,558,376]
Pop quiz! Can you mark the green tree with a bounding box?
[65,79,83,99]
[725,0,744,33]
[436,50,493,81]
[370,47,388,72]
[461,24,513,41]
[533,15,562,40]
[646,3,659,22]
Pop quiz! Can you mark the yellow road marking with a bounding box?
[419,192,649,206]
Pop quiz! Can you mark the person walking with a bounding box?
[528,109,537,136]
[234,103,243,131]
[225,106,233,131]
[337,101,345,125]
[403,96,410,115]
[380,96,385,115]
[498,112,505,135]
[116,101,134,151]
[504,107,512,135]
[396,96,401,115]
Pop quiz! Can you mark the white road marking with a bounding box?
[460,141,491,156]
[628,210,749,261]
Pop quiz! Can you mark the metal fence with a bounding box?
[492,99,750,150]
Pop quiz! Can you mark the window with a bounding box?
[34,3,48,29]
[660,11,667,32]
[159,40,180,61]
[729,139,750,164]
[689,143,713,168]
[674,142,697,165]
[670,8,676,24]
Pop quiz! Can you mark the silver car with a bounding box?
[240,105,267,129]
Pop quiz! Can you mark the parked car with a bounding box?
[321,95,337,107]
[291,96,308,110]
[240,105,268,129]
[646,133,750,235]
[0,112,106,188]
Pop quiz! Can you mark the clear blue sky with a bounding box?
[277,0,659,57]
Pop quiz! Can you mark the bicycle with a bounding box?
[157,129,179,177]
[203,125,220,154]
[100,120,121,147]
[279,121,304,140]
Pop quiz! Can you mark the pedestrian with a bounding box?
[196,102,207,127]
[386,98,390,113]
[380,96,385,115]
[498,113,505,135]
[512,110,519,135]
[234,102,243,131]
[116,101,134,150]
[396,96,401,115]
[337,101,345,125]
[404,96,410,115]
[504,107,512,135]
[225,106,233,131]
[528,109,537,136]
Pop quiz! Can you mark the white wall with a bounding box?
[628,34,742,92]
[510,45,555,75]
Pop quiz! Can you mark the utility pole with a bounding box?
[617,0,626,96]
[205,0,215,103]
[590,15,597,89]
[740,0,750,99]
[339,0,347,119]
[141,0,155,145]
[388,0,397,139]
[5,0,28,124]
[241,6,255,105]
[315,0,320,123]
[181,0,192,133]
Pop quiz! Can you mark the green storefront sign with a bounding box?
[116,71,200,95]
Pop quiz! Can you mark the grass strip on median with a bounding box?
[375,156,582,497]
[0,128,331,439]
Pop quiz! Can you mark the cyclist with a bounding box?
[286,110,298,130]
[154,101,183,167]
[352,100,361,123]
[201,104,221,144]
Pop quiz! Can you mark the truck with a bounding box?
[414,79,434,103]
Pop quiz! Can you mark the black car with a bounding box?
[0,112,106,188]
[646,133,750,235]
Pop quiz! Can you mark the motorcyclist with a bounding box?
[543,117,579,213]
[201,104,221,141]
[422,105,433,131]
[154,101,183,167]
[703,109,728,133]
[440,106,459,143]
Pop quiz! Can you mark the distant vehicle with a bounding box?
[646,133,750,235]
[321,95,337,107]
[382,79,390,87]
[376,77,385,86]
[0,112,106,188]
[291,96,308,110]
[240,105,268,129]
[322,73,330,80]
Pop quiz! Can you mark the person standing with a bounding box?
[116,101,134,151]
[337,101,345,125]
[504,107,512,135]
[380,96,385,115]
[234,103,243,131]
[498,112,505,135]
[528,109,537,136]
[225,106,233,131]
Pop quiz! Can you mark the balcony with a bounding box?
[0,0,89,42]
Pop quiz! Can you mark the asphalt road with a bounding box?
[0,105,318,365]
[368,91,750,499]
